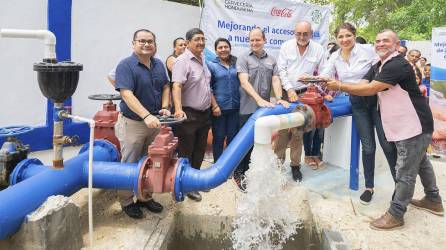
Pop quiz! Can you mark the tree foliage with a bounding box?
[168,0,446,41]
[306,0,446,41]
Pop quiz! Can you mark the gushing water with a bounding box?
[231,144,299,250]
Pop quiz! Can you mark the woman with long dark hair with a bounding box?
[320,23,397,205]
[207,38,240,161]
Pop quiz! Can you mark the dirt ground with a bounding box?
[26,147,446,249]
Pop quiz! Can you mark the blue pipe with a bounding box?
[174,99,354,201]
[349,117,360,190]
[0,140,126,240]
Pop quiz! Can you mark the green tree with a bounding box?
[306,0,446,41]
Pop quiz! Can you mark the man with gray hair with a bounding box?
[325,29,443,230]
[275,20,327,181]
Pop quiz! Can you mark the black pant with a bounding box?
[174,107,211,169]
[234,114,252,177]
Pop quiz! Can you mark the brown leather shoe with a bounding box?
[370,212,404,231]
[410,196,444,216]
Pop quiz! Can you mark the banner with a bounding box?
[430,27,446,155]
[200,0,331,58]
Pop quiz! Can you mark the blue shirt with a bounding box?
[115,53,168,120]
[207,56,240,110]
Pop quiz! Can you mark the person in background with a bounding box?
[319,23,397,205]
[355,36,367,44]
[114,29,170,219]
[325,29,443,230]
[327,42,337,51]
[172,28,212,202]
[407,49,423,85]
[424,63,431,82]
[418,56,427,79]
[232,27,289,191]
[398,45,408,57]
[166,37,186,83]
[207,38,240,162]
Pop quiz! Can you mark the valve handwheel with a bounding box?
[88,94,121,101]
[155,115,186,125]
[0,126,34,138]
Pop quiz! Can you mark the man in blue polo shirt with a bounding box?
[114,29,171,219]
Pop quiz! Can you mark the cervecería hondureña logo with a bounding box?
[224,0,253,13]
[311,10,322,24]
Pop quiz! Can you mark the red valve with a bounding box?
[136,126,179,201]
[299,85,332,128]
[93,100,121,151]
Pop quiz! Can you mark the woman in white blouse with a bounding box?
[320,23,397,205]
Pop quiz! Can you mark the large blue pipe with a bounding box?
[0,140,136,240]
[174,98,353,201]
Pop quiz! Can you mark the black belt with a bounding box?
[183,107,210,113]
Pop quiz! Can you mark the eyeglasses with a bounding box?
[134,39,155,45]
[295,32,311,37]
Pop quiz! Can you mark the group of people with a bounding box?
[107,21,443,231]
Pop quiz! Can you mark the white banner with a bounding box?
[200,0,331,58]
[430,27,446,155]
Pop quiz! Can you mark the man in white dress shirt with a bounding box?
[274,21,327,181]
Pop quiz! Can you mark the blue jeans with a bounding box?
[350,95,397,189]
[388,133,441,219]
[234,114,252,177]
[303,128,324,157]
[211,109,240,161]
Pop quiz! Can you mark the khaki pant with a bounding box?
[273,89,304,166]
[274,128,303,166]
[115,114,160,207]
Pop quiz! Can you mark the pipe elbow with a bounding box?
[254,112,305,144]
[0,29,56,45]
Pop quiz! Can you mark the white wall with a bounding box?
[0,0,200,127]
[71,0,201,119]
[0,0,48,127]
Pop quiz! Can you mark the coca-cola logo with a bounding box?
[270,7,293,18]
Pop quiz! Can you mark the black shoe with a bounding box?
[291,165,302,182]
[360,190,374,205]
[122,203,143,219]
[186,191,202,202]
[233,174,247,193]
[136,199,163,213]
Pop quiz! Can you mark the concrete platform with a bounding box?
[1,146,445,249]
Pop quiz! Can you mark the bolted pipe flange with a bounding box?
[173,158,189,202]
[79,139,120,162]
[135,156,152,202]
[295,105,316,133]
[9,158,43,185]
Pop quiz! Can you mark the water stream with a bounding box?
[231,144,300,249]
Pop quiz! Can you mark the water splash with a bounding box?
[231,144,299,250]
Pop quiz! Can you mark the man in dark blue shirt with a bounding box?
[114,29,170,219]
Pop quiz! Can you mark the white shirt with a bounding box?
[320,43,378,83]
[277,39,327,91]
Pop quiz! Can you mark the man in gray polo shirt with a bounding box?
[172,28,214,202]
[233,27,289,192]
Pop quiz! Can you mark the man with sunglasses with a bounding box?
[114,29,170,219]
